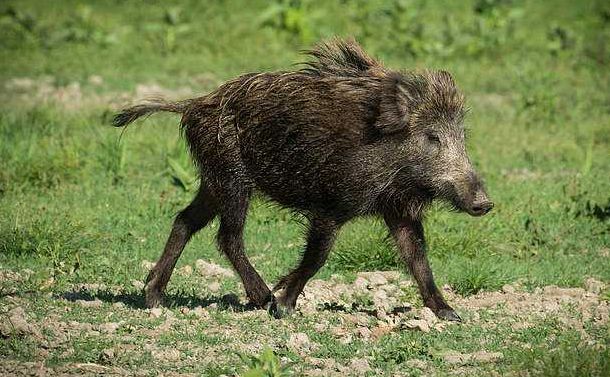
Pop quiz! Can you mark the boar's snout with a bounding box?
[462,173,493,217]
[444,170,493,217]
[468,191,494,216]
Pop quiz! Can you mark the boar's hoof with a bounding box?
[266,296,295,319]
[144,288,164,308]
[143,280,164,308]
[435,308,462,322]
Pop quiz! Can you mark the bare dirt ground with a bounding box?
[2,76,210,110]
[1,262,608,376]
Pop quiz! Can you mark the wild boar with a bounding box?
[113,38,493,321]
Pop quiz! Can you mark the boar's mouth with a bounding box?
[463,201,494,216]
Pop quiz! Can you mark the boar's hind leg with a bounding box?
[217,189,273,308]
[145,185,218,308]
[272,218,340,317]
[384,215,461,322]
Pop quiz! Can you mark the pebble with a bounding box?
[404,319,430,333]
[349,358,371,373]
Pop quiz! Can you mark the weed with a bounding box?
[0,334,38,360]
[448,259,508,296]
[238,348,295,377]
[330,222,399,271]
[518,333,610,377]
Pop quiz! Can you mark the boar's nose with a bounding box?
[469,200,494,216]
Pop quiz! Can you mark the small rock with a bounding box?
[543,286,584,298]
[371,324,394,340]
[343,313,368,326]
[195,259,234,278]
[406,359,427,369]
[149,308,164,318]
[501,284,516,294]
[0,307,41,339]
[368,273,388,286]
[60,348,75,358]
[339,334,353,345]
[40,276,55,290]
[330,326,349,337]
[471,351,504,363]
[349,358,371,373]
[443,352,466,364]
[208,282,221,293]
[443,351,503,364]
[192,306,209,318]
[356,327,372,339]
[131,280,145,290]
[372,289,390,310]
[584,278,605,294]
[419,307,437,325]
[76,299,103,308]
[113,302,125,309]
[140,260,155,270]
[354,277,370,291]
[543,300,560,312]
[404,319,430,333]
[511,321,533,330]
[88,75,104,86]
[99,348,114,364]
[287,332,314,354]
[6,77,35,90]
[98,322,120,334]
[152,349,181,362]
[177,265,193,276]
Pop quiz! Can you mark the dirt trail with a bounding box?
[1,265,608,376]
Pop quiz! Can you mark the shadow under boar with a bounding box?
[113,38,493,321]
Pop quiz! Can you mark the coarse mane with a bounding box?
[300,37,386,77]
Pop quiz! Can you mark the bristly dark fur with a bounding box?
[112,37,490,322]
[300,37,384,77]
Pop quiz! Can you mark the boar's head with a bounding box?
[375,70,493,217]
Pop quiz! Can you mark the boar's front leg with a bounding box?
[384,214,461,322]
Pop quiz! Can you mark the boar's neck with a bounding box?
[346,144,431,219]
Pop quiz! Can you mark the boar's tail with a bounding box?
[112,98,192,128]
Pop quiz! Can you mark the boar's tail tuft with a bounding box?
[112,98,192,128]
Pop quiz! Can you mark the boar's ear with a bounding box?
[374,73,426,135]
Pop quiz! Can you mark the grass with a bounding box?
[1,0,609,375]
[519,332,610,377]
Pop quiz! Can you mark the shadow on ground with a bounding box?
[56,288,413,317]
[58,289,257,311]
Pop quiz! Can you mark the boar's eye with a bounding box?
[424,133,441,154]
[426,133,440,145]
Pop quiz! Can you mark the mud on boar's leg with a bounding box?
[145,185,218,308]
[271,217,341,318]
[385,214,461,322]
[216,188,274,309]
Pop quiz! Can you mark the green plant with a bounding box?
[519,333,610,377]
[238,348,294,377]
[259,0,325,44]
[449,259,508,296]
